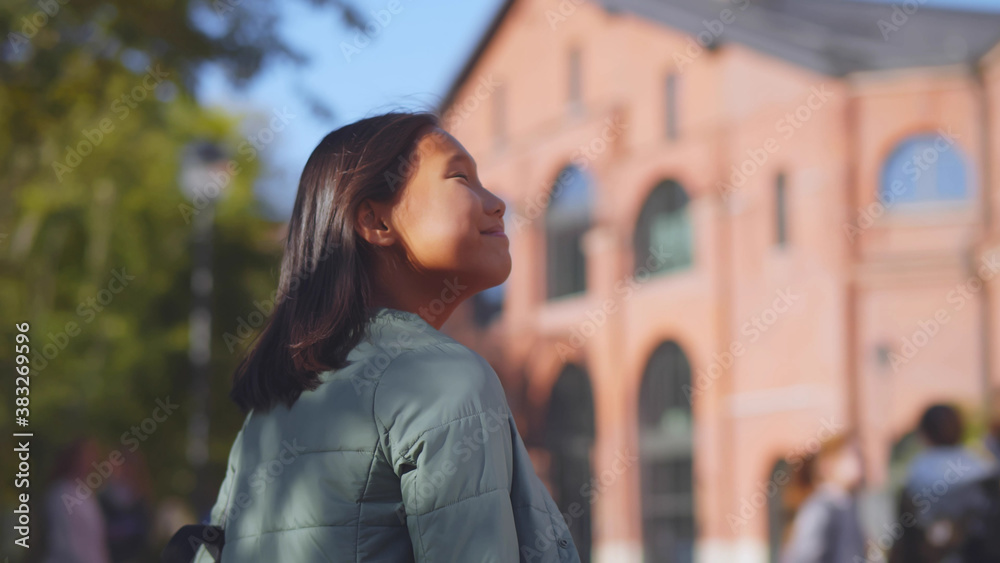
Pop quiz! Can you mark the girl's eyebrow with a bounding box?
[445,151,478,171]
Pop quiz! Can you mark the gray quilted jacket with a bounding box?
[193,306,581,562]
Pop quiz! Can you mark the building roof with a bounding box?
[438,0,1000,113]
[602,0,1000,76]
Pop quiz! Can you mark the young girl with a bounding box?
[191,111,581,562]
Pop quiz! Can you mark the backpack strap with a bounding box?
[160,524,225,563]
[160,410,252,563]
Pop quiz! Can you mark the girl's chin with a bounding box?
[478,266,511,289]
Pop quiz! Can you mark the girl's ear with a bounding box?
[355,199,396,247]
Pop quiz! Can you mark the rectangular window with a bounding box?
[665,73,678,141]
[569,48,581,113]
[651,210,692,272]
[775,173,788,247]
[493,83,506,149]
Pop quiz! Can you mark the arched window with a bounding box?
[880,133,969,205]
[638,341,695,563]
[545,364,595,562]
[546,164,593,299]
[634,180,692,275]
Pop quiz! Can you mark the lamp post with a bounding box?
[179,141,229,506]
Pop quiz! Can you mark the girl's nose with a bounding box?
[484,189,505,217]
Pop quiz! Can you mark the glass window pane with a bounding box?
[880,134,968,205]
[635,181,693,276]
[547,165,592,299]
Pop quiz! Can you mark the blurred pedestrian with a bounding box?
[780,432,867,563]
[889,403,1000,563]
[905,404,994,494]
[43,437,112,563]
[99,448,153,562]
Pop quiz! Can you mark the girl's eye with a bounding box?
[451,173,469,181]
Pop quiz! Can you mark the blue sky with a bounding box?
[195,0,1000,219]
[197,0,508,218]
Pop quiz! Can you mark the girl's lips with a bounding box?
[482,231,508,239]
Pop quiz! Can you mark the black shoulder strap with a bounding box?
[160,524,225,563]
[160,411,251,562]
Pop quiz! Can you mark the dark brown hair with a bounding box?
[230,110,441,412]
[918,403,964,446]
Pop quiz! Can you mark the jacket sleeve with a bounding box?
[374,343,519,563]
[779,495,834,563]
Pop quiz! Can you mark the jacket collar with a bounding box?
[345,306,438,363]
[368,306,429,327]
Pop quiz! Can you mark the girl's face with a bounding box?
[360,126,510,309]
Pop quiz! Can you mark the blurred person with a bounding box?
[172,111,580,562]
[906,404,995,494]
[99,448,153,562]
[889,403,1000,563]
[779,433,867,563]
[43,437,112,563]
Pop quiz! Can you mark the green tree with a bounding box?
[0,0,363,558]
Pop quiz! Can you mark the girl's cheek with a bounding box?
[424,222,466,252]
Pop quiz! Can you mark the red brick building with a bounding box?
[435,0,1000,560]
